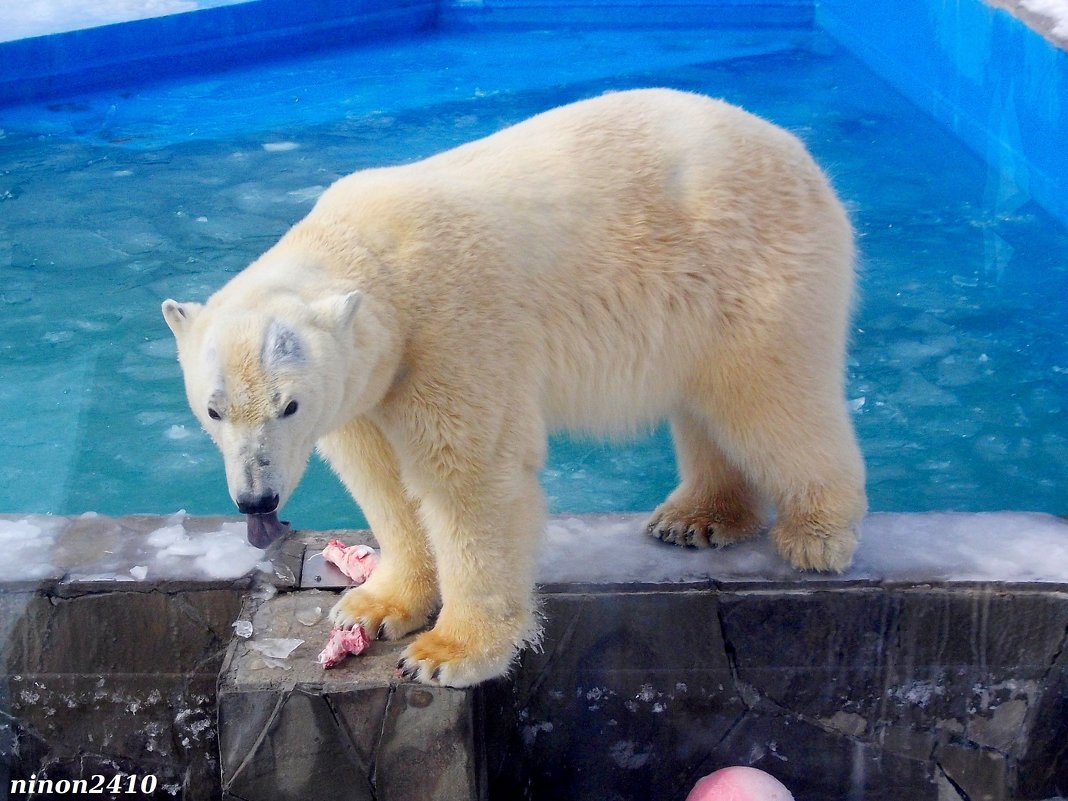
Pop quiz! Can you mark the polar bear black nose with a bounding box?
[237,492,280,515]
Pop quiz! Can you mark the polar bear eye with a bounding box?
[207,407,222,421]
[282,400,299,418]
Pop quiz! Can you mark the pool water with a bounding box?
[0,26,1065,529]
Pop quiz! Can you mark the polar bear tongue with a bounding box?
[245,512,290,549]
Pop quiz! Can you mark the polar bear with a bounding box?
[162,89,866,687]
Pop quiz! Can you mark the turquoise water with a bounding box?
[0,27,1065,529]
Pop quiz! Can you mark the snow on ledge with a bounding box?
[0,510,1066,586]
[538,511,1068,585]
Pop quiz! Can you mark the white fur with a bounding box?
[163,89,866,686]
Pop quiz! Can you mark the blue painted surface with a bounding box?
[439,0,814,29]
[2,0,1063,227]
[818,0,1068,228]
[0,1,815,106]
[0,0,439,105]
[3,0,1065,227]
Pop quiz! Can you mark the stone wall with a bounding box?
[4,513,1068,800]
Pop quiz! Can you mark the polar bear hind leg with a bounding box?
[646,409,765,548]
[696,355,866,573]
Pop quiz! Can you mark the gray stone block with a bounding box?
[225,689,374,801]
[3,589,240,674]
[1013,646,1068,796]
[218,590,483,801]
[3,673,220,799]
[1,585,243,801]
[718,713,936,801]
[376,685,480,801]
[484,591,744,801]
[937,743,1010,801]
[718,587,1068,738]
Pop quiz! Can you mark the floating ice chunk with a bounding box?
[890,373,959,407]
[249,638,303,659]
[262,142,299,152]
[165,425,191,440]
[888,340,948,362]
[287,185,325,203]
[139,338,177,359]
[129,565,148,580]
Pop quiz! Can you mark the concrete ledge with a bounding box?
[4,511,1068,799]
[484,584,1068,799]
[219,590,482,801]
[0,512,290,798]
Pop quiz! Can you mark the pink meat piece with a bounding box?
[323,539,379,585]
[317,626,372,669]
[686,767,794,801]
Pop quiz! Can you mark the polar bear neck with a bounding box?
[337,295,406,423]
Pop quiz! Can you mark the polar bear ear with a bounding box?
[312,291,363,332]
[262,319,307,370]
[162,300,203,339]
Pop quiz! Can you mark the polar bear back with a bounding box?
[276,89,854,434]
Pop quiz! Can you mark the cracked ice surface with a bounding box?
[538,512,1068,585]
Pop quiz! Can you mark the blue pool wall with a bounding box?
[0,0,1065,229]
[818,0,1068,230]
[0,0,438,105]
[436,0,813,29]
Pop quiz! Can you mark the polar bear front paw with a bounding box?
[394,606,539,687]
[330,586,431,641]
[646,492,763,549]
[395,627,518,688]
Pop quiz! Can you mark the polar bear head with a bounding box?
[162,291,363,547]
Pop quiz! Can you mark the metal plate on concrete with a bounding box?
[300,549,355,589]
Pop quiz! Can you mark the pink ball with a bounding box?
[686,767,795,801]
